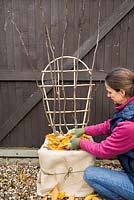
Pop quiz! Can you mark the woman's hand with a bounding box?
[68,138,80,150]
[68,128,85,138]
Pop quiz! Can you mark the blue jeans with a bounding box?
[83,166,134,200]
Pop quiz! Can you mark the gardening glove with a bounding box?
[68,137,80,150]
[68,128,85,138]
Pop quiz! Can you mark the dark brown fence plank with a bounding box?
[4,0,14,70]
[0,70,106,81]
[103,31,113,72]
[0,71,41,81]
[127,8,134,66]
[0,89,42,142]
[111,26,120,68]
[120,15,128,67]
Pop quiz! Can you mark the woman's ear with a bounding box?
[119,89,126,97]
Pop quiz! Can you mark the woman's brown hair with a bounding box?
[105,68,134,97]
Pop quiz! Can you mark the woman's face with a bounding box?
[105,83,128,105]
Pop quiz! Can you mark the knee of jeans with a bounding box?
[83,166,96,183]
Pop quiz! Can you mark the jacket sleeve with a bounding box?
[84,119,111,136]
[80,121,134,159]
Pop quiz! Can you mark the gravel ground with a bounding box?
[0,158,41,200]
[0,158,122,200]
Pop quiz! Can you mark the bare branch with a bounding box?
[61,0,68,132]
[91,0,101,71]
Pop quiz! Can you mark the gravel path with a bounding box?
[0,158,122,200]
[0,158,41,200]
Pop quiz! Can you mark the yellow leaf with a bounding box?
[92,197,102,200]
[57,192,66,199]
[84,194,102,200]
[18,173,23,181]
[46,132,91,150]
[41,197,47,200]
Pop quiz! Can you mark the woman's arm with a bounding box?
[84,119,111,136]
[81,121,134,159]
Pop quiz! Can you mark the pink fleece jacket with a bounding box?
[80,97,134,159]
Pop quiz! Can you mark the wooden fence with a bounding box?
[0,0,134,148]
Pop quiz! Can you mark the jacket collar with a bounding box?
[115,96,134,111]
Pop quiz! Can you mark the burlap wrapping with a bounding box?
[37,146,95,197]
